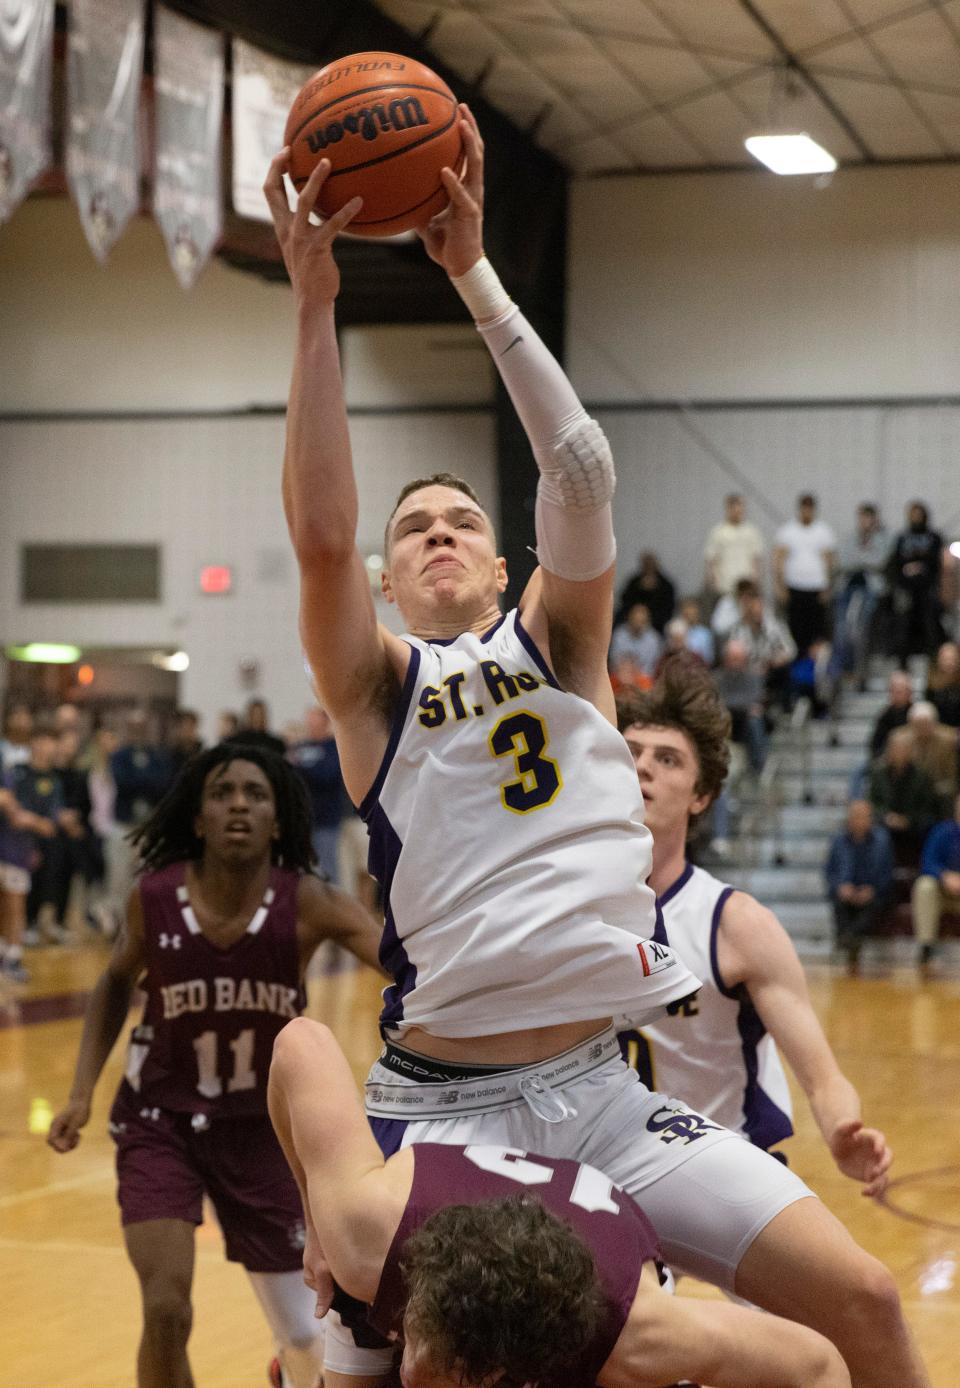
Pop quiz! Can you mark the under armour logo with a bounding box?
[159,933,182,949]
[139,1107,161,1122]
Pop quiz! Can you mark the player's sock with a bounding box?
[248,1270,324,1388]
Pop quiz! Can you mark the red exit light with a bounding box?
[200,565,233,594]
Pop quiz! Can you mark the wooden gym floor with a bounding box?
[2,939,958,1386]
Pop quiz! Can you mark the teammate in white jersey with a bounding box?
[264,108,926,1386]
[616,660,892,1198]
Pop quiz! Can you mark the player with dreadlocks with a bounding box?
[49,742,383,1388]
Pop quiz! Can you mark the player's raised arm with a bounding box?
[47,887,146,1152]
[419,107,617,708]
[264,152,407,790]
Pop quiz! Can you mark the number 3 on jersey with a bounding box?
[489,710,562,814]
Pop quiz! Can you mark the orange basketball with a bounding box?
[284,52,464,238]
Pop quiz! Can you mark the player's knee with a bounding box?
[142,1285,192,1345]
[840,1256,903,1337]
[280,1326,323,1354]
[272,1016,330,1069]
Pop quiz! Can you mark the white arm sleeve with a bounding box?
[476,301,617,583]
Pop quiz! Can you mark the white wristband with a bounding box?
[450,256,512,323]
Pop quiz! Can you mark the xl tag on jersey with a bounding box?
[637,939,672,976]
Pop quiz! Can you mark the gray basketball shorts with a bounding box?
[366,1025,814,1291]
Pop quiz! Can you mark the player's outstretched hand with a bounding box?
[262,149,363,307]
[417,103,484,278]
[302,1219,334,1319]
[47,1097,92,1153]
[830,1119,893,1198]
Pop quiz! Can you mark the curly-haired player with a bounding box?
[268,1015,850,1388]
[616,659,892,1195]
[49,744,383,1388]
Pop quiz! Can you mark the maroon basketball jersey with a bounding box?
[117,861,305,1117]
[371,1144,659,1384]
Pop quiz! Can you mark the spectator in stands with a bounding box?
[609,602,662,686]
[0,703,33,772]
[703,492,765,608]
[925,641,960,729]
[845,668,914,800]
[110,712,171,913]
[895,701,958,809]
[216,709,240,740]
[0,741,59,981]
[656,618,706,673]
[911,791,960,973]
[227,697,286,756]
[678,596,715,665]
[825,800,893,973]
[830,503,890,687]
[887,501,946,667]
[615,551,675,632]
[773,493,837,655]
[868,670,914,762]
[168,707,204,776]
[288,706,345,883]
[15,725,70,949]
[727,580,797,711]
[711,575,754,644]
[54,702,84,741]
[714,637,768,773]
[45,728,99,936]
[868,730,940,869]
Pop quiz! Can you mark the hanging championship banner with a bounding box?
[231,37,313,223]
[66,0,145,261]
[0,0,55,224]
[153,5,223,288]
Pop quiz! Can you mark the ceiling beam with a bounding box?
[736,0,876,161]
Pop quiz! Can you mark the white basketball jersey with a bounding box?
[619,864,793,1149]
[361,609,700,1038]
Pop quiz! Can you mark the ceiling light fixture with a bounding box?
[745,133,837,176]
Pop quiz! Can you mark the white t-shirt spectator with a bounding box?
[704,521,765,594]
[775,519,836,591]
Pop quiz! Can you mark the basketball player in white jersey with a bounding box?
[263,106,926,1386]
[615,660,892,1195]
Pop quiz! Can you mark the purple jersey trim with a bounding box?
[736,998,795,1149]
[710,885,793,1149]
[708,885,737,998]
[651,899,667,945]
[359,645,422,822]
[366,802,415,1032]
[513,608,561,689]
[657,862,694,911]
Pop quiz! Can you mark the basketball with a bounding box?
[284,51,464,238]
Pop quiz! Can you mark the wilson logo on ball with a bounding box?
[305,96,430,153]
[284,50,464,238]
